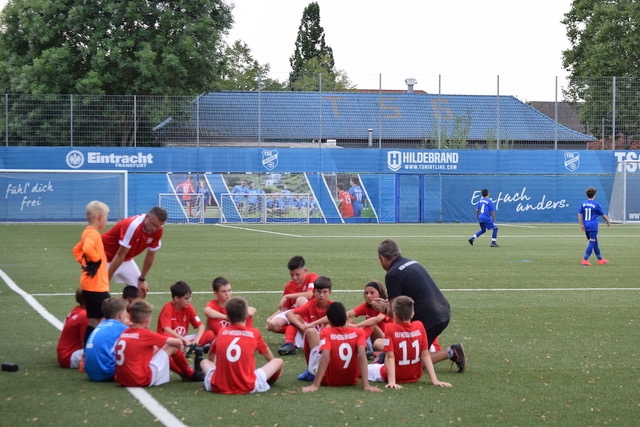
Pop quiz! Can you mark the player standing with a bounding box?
[578,186,610,266]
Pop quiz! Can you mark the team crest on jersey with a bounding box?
[564,152,580,172]
[262,150,278,171]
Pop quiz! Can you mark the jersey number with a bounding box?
[338,343,353,368]
[583,208,592,221]
[226,337,242,362]
[115,340,126,366]
[397,339,420,366]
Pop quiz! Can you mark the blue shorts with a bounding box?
[479,219,497,231]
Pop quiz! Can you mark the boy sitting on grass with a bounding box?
[300,301,381,393]
[201,297,283,394]
[115,299,183,387]
[367,296,452,389]
[84,297,129,381]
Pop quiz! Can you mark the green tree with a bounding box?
[289,56,355,92]
[289,2,337,90]
[562,0,640,142]
[218,40,286,91]
[0,0,233,95]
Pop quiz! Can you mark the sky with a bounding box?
[0,0,574,101]
[227,0,574,101]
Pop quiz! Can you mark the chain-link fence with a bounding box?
[1,76,637,149]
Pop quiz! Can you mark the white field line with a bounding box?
[0,268,188,427]
[215,223,302,237]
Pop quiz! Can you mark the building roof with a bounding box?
[528,101,587,134]
[155,91,596,143]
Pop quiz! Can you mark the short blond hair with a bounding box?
[129,299,153,324]
[86,201,109,221]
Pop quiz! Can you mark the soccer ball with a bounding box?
[267,367,282,385]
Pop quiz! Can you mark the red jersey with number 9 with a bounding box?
[318,326,366,386]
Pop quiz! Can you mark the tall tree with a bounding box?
[562,0,640,141]
[0,0,234,95]
[289,2,336,90]
[219,40,286,91]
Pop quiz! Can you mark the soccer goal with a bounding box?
[158,193,205,224]
[608,160,640,223]
[219,193,312,223]
[0,169,127,222]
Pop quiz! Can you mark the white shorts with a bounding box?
[272,310,303,347]
[149,350,171,386]
[203,366,270,393]
[108,260,141,288]
[307,345,321,376]
[367,363,384,382]
[69,349,84,369]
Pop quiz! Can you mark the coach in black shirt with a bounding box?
[376,238,467,372]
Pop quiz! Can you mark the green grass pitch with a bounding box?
[1,222,639,426]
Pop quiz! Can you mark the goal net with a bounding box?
[219,193,312,223]
[0,169,127,222]
[608,160,640,223]
[158,193,205,224]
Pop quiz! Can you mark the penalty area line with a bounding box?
[0,268,187,427]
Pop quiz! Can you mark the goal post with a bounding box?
[158,193,205,224]
[0,169,127,222]
[219,192,312,223]
[608,160,640,223]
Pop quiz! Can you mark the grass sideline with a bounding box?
[1,222,639,426]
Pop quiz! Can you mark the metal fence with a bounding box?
[1,76,639,150]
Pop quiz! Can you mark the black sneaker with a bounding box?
[277,342,296,355]
[450,343,466,373]
[194,347,204,373]
[183,343,197,357]
[373,352,386,364]
[490,243,500,247]
[183,370,205,382]
[468,238,474,246]
[201,343,211,354]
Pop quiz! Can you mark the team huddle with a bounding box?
[58,201,469,394]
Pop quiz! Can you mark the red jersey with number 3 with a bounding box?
[209,324,268,394]
[318,326,366,386]
[115,327,169,387]
[102,214,163,262]
[381,321,428,383]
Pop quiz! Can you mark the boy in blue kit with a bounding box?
[84,298,129,381]
[469,188,499,247]
[578,186,610,266]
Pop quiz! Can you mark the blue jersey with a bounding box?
[348,185,364,205]
[84,318,128,381]
[579,200,605,231]
[476,197,495,222]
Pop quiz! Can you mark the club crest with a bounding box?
[564,152,580,172]
[262,150,278,171]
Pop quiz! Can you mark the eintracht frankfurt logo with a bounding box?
[66,150,85,169]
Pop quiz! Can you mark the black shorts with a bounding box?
[426,320,449,347]
[82,290,111,319]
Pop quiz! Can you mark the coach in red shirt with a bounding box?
[102,206,167,298]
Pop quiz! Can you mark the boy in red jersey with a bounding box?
[300,301,381,393]
[157,281,209,381]
[204,276,256,336]
[102,206,167,298]
[266,255,318,354]
[115,299,183,387]
[56,288,87,369]
[72,200,110,346]
[284,276,334,360]
[337,183,354,218]
[201,297,283,394]
[367,296,452,389]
